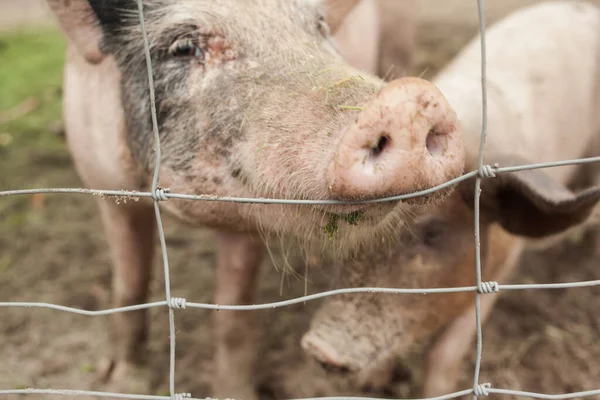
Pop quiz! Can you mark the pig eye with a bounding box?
[168,38,204,59]
[421,221,447,247]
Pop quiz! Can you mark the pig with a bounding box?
[332,0,381,74]
[375,0,418,80]
[333,0,418,79]
[45,0,465,399]
[302,1,600,397]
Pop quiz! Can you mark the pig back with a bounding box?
[432,1,600,185]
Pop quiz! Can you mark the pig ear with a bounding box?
[324,0,361,33]
[47,0,135,64]
[458,153,600,238]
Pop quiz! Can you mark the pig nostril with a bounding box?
[392,360,413,383]
[318,361,350,374]
[426,128,445,157]
[370,135,390,158]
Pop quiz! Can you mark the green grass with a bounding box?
[0,28,66,145]
[0,28,72,224]
[0,28,68,185]
[0,28,65,114]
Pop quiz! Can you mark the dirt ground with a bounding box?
[1,1,599,400]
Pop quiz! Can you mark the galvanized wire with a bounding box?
[2,279,600,314]
[135,0,179,397]
[4,157,600,203]
[1,0,599,399]
[4,156,600,202]
[471,0,488,398]
[2,386,600,400]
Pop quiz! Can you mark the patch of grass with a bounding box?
[12,383,27,390]
[0,28,65,129]
[81,362,96,374]
[0,28,68,189]
[322,210,364,239]
[342,210,364,226]
[322,214,339,239]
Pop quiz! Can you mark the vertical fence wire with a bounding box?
[1,1,600,400]
[135,0,179,397]
[472,0,489,398]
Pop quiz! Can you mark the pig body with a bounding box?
[47,0,463,399]
[333,0,381,74]
[303,1,600,396]
[334,0,418,79]
[375,0,418,80]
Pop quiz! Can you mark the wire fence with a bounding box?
[1,0,600,399]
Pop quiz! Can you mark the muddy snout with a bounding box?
[328,77,465,202]
[301,309,389,376]
[301,329,363,374]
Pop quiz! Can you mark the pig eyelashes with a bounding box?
[168,37,205,60]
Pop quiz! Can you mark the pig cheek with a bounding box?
[155,157,254,229]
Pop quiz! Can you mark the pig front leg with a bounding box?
[422,292,499,399]
[95,199,156,392]
[213,231,265,400]
[423,236,525,398]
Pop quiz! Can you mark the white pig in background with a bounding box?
[303,1,600,397]
[333,0,418,78]
[375,0,418,79]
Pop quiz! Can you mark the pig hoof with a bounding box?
[93,359,151,394]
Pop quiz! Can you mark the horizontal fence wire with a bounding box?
[1,0,599,399]
[3,156,600,203]
[2,387,600,400]
[2,279,600,314]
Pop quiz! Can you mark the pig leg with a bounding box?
[213,231,265,400]
[422,241,524,398]
[421,293,499,399]
[95,199,155,392]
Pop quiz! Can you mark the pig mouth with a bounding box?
[319,201,397,221]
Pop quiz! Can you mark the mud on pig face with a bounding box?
[56,0,465,252]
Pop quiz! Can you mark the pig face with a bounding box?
[50,0,465,253]
[302,153,600,380]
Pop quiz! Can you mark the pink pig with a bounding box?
[46,0,463,398]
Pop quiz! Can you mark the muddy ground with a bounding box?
[1,1,599,400]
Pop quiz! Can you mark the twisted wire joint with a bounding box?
[473,383,491,396]
[152,187,171,202]
[170,297,187,309]
[478,163,498,179]
[478,281,499,294]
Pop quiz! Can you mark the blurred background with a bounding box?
[0,1,598,399]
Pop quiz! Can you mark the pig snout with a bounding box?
[301,308,391,376]
[301,329,362,374]
[328,77,464,202]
